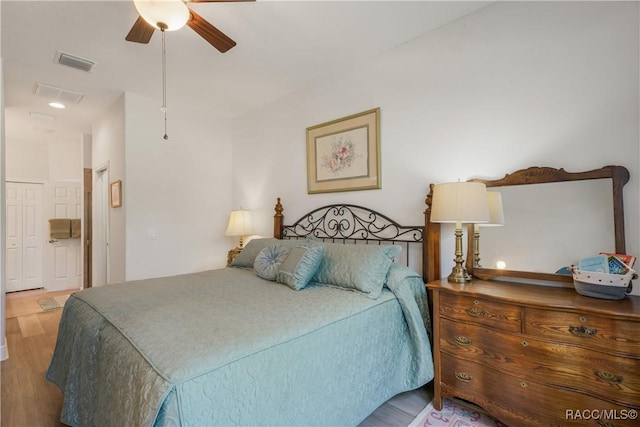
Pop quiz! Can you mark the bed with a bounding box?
[46,199,434,426]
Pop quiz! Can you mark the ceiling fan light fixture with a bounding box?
[133,0,190,31]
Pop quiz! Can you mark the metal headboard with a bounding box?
[273,198,425,275]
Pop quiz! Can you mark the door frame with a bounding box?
[83,168,92,288]
[93,163,110,287]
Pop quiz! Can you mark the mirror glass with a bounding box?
[478,179,615,273]
[469,165,628,283]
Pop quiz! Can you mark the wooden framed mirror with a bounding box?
[462,165,629,284]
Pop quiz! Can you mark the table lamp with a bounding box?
[472,191,505,267]
[431,181,489,282]
[225,209,255,265]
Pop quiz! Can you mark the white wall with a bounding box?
[231,2,640,291]
[5,139,82,183]
[123,93,233,280]
[92,95,126,283]
[90,92,233,283]
[5,140,49,182]
[49,141,82,181]
[82,134,92,169]
[4,103,83,212]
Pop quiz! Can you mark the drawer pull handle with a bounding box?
[594,370,623,384]
[520,381,528,388]
[466,307,485,317]
[455,336,472,345]
[569,325,597,337]
[521,340,528,347]
[455,372,473,383]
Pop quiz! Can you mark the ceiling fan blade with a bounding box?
[187,9,236,53]
[125,16,155,44]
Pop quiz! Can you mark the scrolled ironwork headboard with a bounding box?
[273,198,426,278]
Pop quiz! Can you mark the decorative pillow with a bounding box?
[311,243,402,299]
[230,238,278,268]
[253,244,291,281]
[276,244,325,290]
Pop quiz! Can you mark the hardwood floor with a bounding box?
[359,385,433,427]
[2,289,71,427]
[1,289,433,426]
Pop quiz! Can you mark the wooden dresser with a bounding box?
[427,278,640,426]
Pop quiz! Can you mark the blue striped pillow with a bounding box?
[253,244,290,281]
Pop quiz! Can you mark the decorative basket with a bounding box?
[570,266,635,300]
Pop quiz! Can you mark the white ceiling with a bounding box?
[1,0,491,145]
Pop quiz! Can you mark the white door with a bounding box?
[6,182,44,292]
[45,182,82,291]
[93,168,109,287]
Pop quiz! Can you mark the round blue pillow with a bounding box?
[253,244,290,281]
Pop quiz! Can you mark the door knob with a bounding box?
[49,239,58,243]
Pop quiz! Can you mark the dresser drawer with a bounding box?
[440,318,640,408]
[439,292,521,332]
[525,308,640,356]
[441,354,638,426]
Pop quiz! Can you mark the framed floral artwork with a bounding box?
[306,108,381,194]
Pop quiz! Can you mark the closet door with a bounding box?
[46,182,82,291]
[6,183,23,292]
[6,183,44,292]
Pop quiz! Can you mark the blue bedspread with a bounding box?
[47,266,433,426]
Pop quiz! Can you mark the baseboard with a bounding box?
[0,336,8,361]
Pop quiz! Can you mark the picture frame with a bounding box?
[110,180,122,208]
[306,107,381,194]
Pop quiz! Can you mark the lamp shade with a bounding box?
[225,209,256,237]
[431,181,489,224]
[481,191,505,227]
[133,0,190,31]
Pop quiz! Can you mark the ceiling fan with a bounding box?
[126,0,255,53]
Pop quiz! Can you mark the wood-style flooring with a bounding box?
[2,289,71,427]
[1,289,432,427]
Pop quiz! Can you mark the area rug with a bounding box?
[408,398,507,427]
[54,294,70,307]
[37,297,62,311]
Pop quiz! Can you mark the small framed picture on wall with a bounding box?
[110,180,122,208]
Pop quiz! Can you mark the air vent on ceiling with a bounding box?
[55,51,96,73]
[34,82,84,104]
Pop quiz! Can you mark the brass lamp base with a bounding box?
[226,236,248,266]
[226,246,243,266]
[447,264,473,283]
[447,224,473,283]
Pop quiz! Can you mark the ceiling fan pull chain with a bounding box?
[161,28,169,140]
